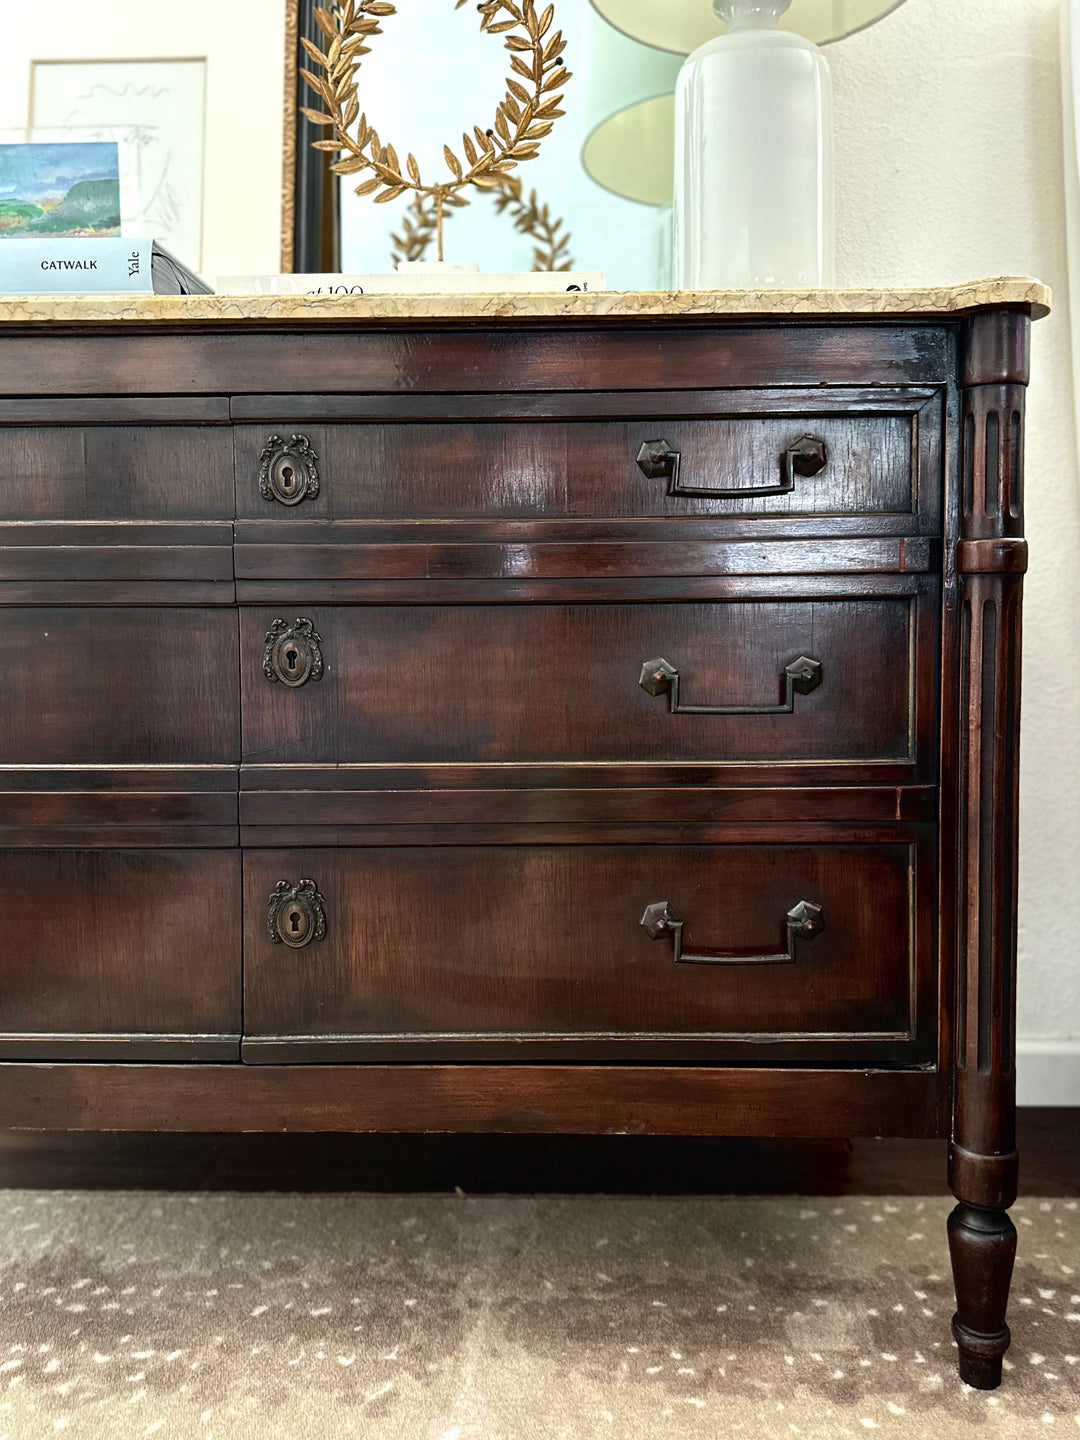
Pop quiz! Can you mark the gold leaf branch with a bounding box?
[492,175,573,271]
[389,195,441,267]
[390,177,574,272]
[301,0,572,260]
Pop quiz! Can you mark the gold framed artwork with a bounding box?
[281,0,298,269]
[281,0,340,273]
[302,0,571,259]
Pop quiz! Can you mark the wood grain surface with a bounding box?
[0,849,240,1056]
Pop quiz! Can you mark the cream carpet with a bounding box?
[0,1191,1076,1440]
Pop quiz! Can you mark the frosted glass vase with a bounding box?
[673,0,835,290]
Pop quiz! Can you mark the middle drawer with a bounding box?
[240,593,927,770]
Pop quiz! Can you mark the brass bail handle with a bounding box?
[639,655,822,716]
[636,433,827,499]
[640,899,825,966]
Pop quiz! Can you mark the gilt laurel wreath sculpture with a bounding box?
[301,0,573,262]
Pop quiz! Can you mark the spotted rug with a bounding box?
[0,1192,1076,1439]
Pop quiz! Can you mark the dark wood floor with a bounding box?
[0,1109,1075,1195]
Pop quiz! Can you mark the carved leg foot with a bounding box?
[947,1202,1017,1388]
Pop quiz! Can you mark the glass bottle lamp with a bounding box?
[673,0,834,289]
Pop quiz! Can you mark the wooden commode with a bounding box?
[0,280,1049,1387]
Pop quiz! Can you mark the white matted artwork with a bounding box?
[30,60,206,267]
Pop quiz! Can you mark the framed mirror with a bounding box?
[280,0,672,287]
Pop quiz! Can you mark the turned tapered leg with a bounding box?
[950,309,1029,1389]
[947,1200,1017,1388]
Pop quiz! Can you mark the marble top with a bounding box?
[0,277,1050,325]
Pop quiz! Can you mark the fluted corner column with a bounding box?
[949,307,1029,1389]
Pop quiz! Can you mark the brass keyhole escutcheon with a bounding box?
[259,434,320,507]
[268,880,327,950]
[283,902,309,944]
[263,619,325,688]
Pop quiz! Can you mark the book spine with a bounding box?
[0,238,153,294]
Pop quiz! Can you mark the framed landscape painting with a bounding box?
[0,140,121,238]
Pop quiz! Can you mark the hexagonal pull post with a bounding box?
[636,439,679,483]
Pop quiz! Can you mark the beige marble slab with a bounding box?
[0,277,1050,325]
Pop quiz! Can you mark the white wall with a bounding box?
[830,0,1080,1102]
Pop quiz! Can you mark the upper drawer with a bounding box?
[0,399,232,520]
[232,388,942,531]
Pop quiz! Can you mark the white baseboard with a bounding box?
[1017,1039,1080,1106]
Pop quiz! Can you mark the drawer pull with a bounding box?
[640,899,824,966]
[268,879,327,949]
[263,617,325,688]
[639,654,822,715]
[260,433,320,506]
[636,433,828,498]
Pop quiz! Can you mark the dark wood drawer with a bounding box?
[0,399,232,520]
[233,388,940,530]
[0,849,241,1060]
[0,608,239,765]
[241,836,933,1063]
[240,593,930,770]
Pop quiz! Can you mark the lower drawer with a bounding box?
[242,839,934,1064]
[0,850,241,1060]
